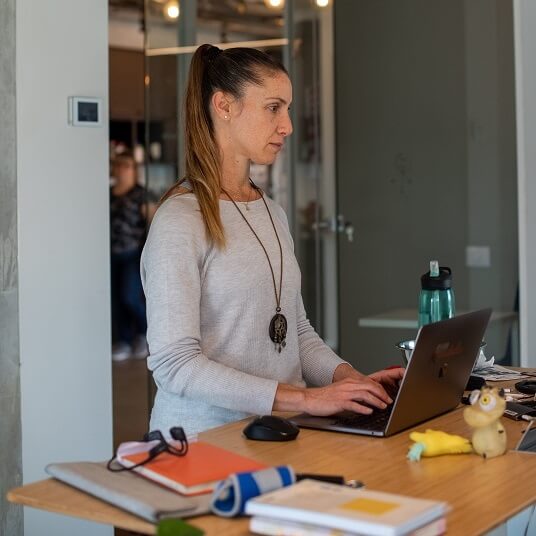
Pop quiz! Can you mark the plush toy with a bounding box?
[407,429,473,461]
[463,386,507,459]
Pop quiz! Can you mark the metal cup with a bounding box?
[396,340,415,365]
[396,340,486,366]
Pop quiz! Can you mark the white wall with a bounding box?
[514,0,536,367]
[465,0,517,360]
[16,1,113,535]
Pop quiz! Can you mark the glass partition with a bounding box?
[143,0,337,343]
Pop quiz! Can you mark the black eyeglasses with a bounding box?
[107,426,188,472]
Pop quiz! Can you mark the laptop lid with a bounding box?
[515,420,536,453]
[292,309,492,437]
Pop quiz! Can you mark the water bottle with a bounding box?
[418,261,456,327]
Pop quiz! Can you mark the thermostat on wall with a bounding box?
[68,97,103,127]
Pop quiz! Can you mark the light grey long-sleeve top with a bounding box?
[141,192,346,436]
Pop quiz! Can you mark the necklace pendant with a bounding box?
[270,313,287,351]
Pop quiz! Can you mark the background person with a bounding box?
[110,151,155,361]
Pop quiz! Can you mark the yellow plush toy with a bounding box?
[463,386,507,459]
[407,429,473,461]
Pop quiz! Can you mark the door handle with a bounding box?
[312,215,355,242]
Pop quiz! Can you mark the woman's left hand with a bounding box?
[368,367,405,389]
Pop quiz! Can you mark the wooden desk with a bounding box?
[7,407,536,535]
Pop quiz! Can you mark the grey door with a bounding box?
[334,0,518,372]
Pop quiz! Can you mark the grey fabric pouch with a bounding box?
[45,461,211,523]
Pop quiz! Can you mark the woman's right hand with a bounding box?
[274,376,393,416]
[302,376,393,416]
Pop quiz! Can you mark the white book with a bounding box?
[245,480,448,536]
[250,515,447,536]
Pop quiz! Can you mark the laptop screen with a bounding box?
[516,420,536,453]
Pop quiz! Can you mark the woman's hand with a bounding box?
[369,367,405,389]
[302,376,393,416]
[333,362,405,390]
[273,373,393,416]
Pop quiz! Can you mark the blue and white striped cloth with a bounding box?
[211,466,295,517]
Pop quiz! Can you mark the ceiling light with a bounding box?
[164,0,179,20]
[264,0,285,10]
[315,0,330,7]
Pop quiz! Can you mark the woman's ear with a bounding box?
[212,91,232,121]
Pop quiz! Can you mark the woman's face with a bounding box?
[226,70,293,165]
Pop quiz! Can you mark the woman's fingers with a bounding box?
[349,389,388,410]
[369,367,405,386]
[342,400,374,414]
[340,376,392,404]
[303,377,395,416]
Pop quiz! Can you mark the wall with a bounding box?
[0,0,23,533]
[335,0,469,370]
[335,0,518,371]
[514,0,536,367]
[464,0,518,358]
[16,1,113,534]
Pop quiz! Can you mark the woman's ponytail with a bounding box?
[160,44,287,248]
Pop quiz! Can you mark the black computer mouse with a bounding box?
[243,415,300,442]
[515,380,536,395]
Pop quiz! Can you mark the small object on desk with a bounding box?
[250,515,447,536]
[504,392,533,402]
[515,420,536,452]
[463,387,507,458]
[472,364,530,382]
[243,415,300,442]
[504,401,536,421]
[157,519,204,536]
[407,429,473,461]
[45,461,212,522]
[117,441,266,495]
[211,466,295,517]
[211,466,361,518]
[465,374,486,391]
[295,474,364,488]
[245,479,448,536]
[515,380,536,395]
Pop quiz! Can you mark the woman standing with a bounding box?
[141,45,403,435]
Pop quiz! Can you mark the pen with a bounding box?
[296,473,364,488]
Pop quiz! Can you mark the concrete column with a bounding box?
[0,0,23,533]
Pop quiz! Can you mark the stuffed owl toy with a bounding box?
[463,386,507,459]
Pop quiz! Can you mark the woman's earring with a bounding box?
[224,115,229,120]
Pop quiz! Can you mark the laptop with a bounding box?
[515,419,536,454]
[291,309,492,437]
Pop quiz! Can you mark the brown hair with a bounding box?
[160,44,288,248]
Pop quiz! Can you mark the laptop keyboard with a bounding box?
[333,407,393,431]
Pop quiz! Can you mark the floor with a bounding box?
[112,357,152,450]
[112,357,152,536]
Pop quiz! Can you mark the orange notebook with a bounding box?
[117,441,267,496]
